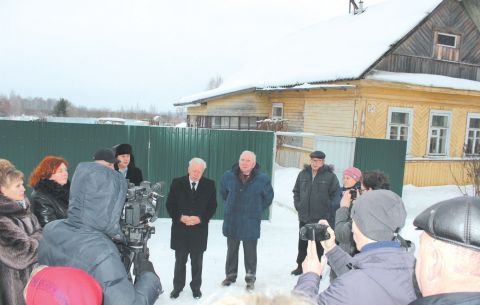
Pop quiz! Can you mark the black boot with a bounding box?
[291,264,303,276]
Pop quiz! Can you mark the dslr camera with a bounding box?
[120,181,164,277]
[349,184,362,200]
[299,223,330,241]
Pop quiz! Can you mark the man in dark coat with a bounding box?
[220,150,274,291]
[38,162,162,305]
[410,196,480,305]
[291,150,339,275]
[166,157,217,300]
[114,143,143,186]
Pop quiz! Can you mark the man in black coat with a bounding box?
[410,196,480,305]
[114,143,143,186]
[166,157,217,300]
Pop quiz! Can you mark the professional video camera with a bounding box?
[120,180,165,278]
[299,223,330,241]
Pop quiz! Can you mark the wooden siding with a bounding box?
[268,92,305,132]
[405,160,470,186]
[186,92,270,117]
[375,0,480,80]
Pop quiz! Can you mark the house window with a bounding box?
[437,33,457,48]
[427,110,452,156]
[465,113,480,155]
[387,107,413,153]
[434,31,460,61]
[272,103,283,119]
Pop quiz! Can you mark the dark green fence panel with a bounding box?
[353,138,407,196]
[0,121,274,219]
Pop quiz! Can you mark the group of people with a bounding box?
[290,151,480,305]
[1,144,480,305]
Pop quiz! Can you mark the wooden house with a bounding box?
[174,0,480,186]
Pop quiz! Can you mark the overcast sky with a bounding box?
[0,0,387,112]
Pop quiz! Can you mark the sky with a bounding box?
[147,164,471,304]
[0,0,387,112]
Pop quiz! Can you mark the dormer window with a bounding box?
[434,31,460,62]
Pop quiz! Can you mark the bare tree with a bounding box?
[206,75,223,90]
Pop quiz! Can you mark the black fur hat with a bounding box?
[114,143,132,156]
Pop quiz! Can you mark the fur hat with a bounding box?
[114,143,132,156]
[351,190,406,241]
[343,167,362,181]
[25,266,102,305]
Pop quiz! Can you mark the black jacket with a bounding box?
[409,292,480,305]
[293,164,340,223]
[30,179,70,227]
[166,175,217,252]
[38,162,161,305]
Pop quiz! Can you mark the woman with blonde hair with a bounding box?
[29,156,70,227]
[0,159,42,305]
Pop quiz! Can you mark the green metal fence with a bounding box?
[0,121,275,219]
[353,138,407,196]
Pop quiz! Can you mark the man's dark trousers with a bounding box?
[173,249,204,291]
[296,221,324,264]
[225,238,257,283]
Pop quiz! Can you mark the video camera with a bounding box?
[299,223,330,241]
[120,181,164,277]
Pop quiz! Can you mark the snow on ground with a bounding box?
[149,165,471,304]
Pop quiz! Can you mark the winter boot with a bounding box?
[291,264,303,276]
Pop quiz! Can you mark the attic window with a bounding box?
[272,103,283,120]
[433,31,460,62]
[437,33,456,48]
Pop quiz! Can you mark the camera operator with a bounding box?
[38,161,162,305]
[293,190,416,305]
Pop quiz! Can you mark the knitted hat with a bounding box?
[114,143,132,156]
[351,190,406,241]
[25,266,102,305]
[309,151,326,159]
[93,148,118,164]
[343,167,362,181]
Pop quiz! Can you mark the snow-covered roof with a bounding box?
[175,0,444,106]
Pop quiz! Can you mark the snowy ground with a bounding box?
[149,165,472,304]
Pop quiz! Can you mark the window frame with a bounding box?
[465,113,480,156]
[436,32,457,48]
[386,107,414,154]
[427,110,452,156]
[272,102,284,120]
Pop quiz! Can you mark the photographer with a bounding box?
[38,162,162,305]
[293,190,416,305]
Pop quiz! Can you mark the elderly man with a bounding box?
[293,190,416,305]
[410,196,480,305]
[291,150,339,275]
[220,150,274,291]
[166,158,217,300]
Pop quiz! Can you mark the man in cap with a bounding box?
[410,196,480,305]
[93,148,118,169]
[293,190,416,305]
[114,143,143,186]
[291,150,339,275]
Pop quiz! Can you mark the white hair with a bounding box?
[240,150,256,163]
[189,157,207,169]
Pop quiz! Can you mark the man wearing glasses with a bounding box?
[291,151,339,276]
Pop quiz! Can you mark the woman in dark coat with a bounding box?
[114,143,143,186]
[0,159,42,305]
[29,156,70,227]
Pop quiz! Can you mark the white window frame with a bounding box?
[272,102,283,120]
[436,32,457,48]
[386,107,413,154]
[465,113,480,156]
[427,110,452,156]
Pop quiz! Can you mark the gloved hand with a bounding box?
[134,251,156,276]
